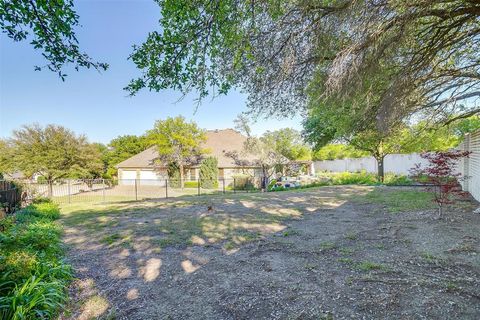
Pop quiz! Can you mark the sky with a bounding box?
[0,0,302,144]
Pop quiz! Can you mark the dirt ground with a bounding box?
[59,186,480,320]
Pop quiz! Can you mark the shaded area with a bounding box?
[59,186,480,319]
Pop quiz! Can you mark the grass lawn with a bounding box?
[59,186,480,319]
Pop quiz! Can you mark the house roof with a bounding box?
[116,129,257,169]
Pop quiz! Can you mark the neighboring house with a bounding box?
[116,129,264,185]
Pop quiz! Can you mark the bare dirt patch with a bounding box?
[60,186,480,319]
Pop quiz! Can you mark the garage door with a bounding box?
[119,170,136,185]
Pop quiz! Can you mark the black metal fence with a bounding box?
[0,180,22,213]
[22,178,264,204]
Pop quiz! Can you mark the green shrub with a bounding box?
[32,197,52,204]
[231,175,255,190]
[384,173,412,186]
[184,181,199,188]
[316,171,378,185]
[199,157,219,189]
[0,202,71,319]
[331,171,378,185]
[167,162,181,188]
[1,251,38,282]
[267,179,277,190]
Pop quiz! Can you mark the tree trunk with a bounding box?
[179,163,184,189]
[376,157,385,182]
[48,180,53,198]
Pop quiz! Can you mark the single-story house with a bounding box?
[116,129,314,185]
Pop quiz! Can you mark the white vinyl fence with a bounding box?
[314,153,429,176]
[314,131,480,202]
[457,130,480,201]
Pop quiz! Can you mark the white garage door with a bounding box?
[139,170,166,185]
[119,170,137,185]
[139,170,158,180]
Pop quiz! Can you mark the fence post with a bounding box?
[233,178,236,194]
[135,179,138,201]
[165,179,168,199]
[102,179,106,202]
[68,180,71,204]
[222,178,225,194]
[198,178,200,196]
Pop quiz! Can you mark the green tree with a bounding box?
[8,124,103,196]
[261,129,311,161]
[232,114,289,179]
[103,135,149,177]
[0,139,13,178]
[453,116,480,137]
[199,156,219,189]
[0,0,107,78]
[126,0,480,128]
[312,144,369,161]
[147,116,206,189]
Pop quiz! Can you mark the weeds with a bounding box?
[357,261,385,271]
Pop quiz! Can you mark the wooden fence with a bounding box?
[0,180,22,214]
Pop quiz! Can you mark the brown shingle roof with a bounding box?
[116,129,257,169]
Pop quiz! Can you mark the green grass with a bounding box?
[357,261,385,271]
[319,241,336,251]
[355,189,436,213]
[338,257,354,265]
[0,200,72,319]
[345,232,358,240]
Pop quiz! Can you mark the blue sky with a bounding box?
[0,0,302,144]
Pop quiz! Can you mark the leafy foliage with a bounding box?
[147,116,207,188]
[101,135,150,177]
[6,124,103,195]
[167,162,181,188]
[199,157,218,189]
[0,0,108,78]
[261,129,311,160]
[0,200,72,319]
[312,144,369,161]
[127,1,480,132]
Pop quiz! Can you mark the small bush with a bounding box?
[384,173,412,186]
[230,175,255,190]
[329,171,378,185]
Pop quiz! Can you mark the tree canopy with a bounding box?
[102,135,150,177]
[261,128,311,161]
[126,0,479,134]
[147,116,207,187]
[0,0,107,79]
[6,124,102,194]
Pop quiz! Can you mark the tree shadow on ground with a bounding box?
[59,186,480,320]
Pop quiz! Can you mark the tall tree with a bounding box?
[103,135,150,177]
[147,116,206,188]
[261,129,311,161]
[0,0,107,78]
[312,144,369,161]
[126,0,480,130]
[8,124,103,196]
[231,115,290,179]
[0,139,13,178]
